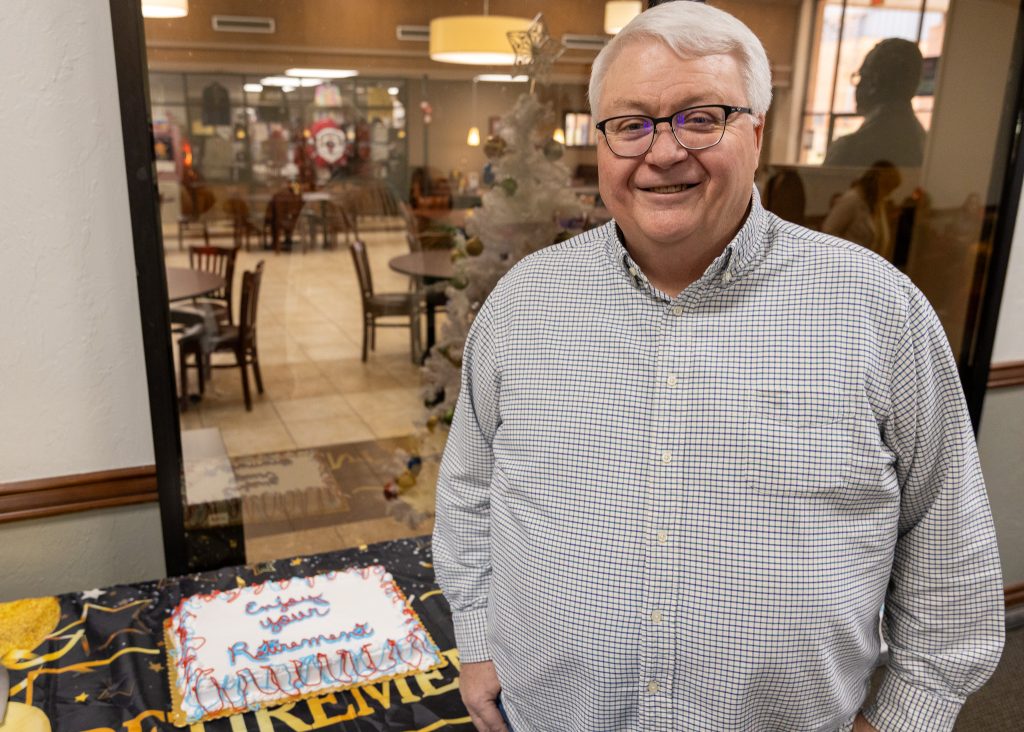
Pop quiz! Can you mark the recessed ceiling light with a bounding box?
[261,76,322,88]
[474,74,529,82]
[243,83,263,93]
[284,68,358,79]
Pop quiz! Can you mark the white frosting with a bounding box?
[167,564,441,724]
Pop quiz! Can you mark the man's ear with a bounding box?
[752,115,766,157]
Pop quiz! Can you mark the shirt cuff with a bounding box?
[451,607,491,663]
[863,669,964,732]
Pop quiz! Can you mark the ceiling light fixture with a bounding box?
[604,1,642,34]
[142,0,188,18]
[429,0,532,65]
[262,76,323,88]
[474,74,529,83]
[284,68,358,79]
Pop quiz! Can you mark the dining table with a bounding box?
[165,266,226,302]
[388,251,455,357]
[0,536,471,732]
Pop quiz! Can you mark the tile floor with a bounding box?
[166,223,445,561]
[166,224,438,458]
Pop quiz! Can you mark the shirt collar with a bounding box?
[602,184,768,294]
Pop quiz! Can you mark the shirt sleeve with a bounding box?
[432,300,503,664]
[863,284,1005,731]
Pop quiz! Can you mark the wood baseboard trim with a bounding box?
[0,465,158,524]
[988,361,1024,388]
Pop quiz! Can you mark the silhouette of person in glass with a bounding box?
[824,38,926,167]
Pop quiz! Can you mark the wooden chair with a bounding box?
[222,197,265,251]
[188,244,238,325]
[180,261,266,411]
[265,187,305,253]
[350,240,421,363]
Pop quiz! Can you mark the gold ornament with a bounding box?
[499,178,518,196]
[426,415,439,432]
[465,236,484,256]
[483,135,507,159]
[450,273,470,289]
[543,139,564,161]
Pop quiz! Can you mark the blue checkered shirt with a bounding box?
[433,189,1004,732]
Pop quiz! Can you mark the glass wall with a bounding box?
[124,0,1021,571]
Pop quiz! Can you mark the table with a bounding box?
[302,191,332,250]
[1,537,471,731]
[166,266,226,302]
[389,251,455,356]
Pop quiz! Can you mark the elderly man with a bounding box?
[433,4,1004,731]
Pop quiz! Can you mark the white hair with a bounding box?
[589,2,772,121]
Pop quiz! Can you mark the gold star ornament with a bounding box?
[507,13,564,90]
[75,692,89,703]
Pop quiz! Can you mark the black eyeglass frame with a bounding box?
[595,104,755,157]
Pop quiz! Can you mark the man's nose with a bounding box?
[645,122,689,166]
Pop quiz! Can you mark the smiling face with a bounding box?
[597,43,764,262]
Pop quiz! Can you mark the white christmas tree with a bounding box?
[420,92,582,424]
[383,14,582,507]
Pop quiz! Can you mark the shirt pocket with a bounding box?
[745,388,853,496]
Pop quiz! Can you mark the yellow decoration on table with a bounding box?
[0,702,51,731]
[74,692,88,703]
[0,597,60,666]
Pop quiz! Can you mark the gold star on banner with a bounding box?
[75,692,89,703]
[507,13,564,91]
[235,577,246,588]
[290,557,303,567]
[148,661,164,673]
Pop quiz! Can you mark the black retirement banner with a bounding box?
[2,537,473,731]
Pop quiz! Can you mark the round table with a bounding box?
[166,267,225,302]
[388,251,454,358]
[387,250,455,280]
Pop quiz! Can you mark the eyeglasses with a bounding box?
[595,104,754,158]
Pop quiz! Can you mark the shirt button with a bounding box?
[671,305,683,316]
[660,450,672,464]
[647,680,659,693]
[723,270,734,283]
[666,374,678,387]
[656,530,668,544]
[651,609,663,624]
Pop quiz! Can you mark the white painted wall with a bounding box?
[0,0,165,597]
